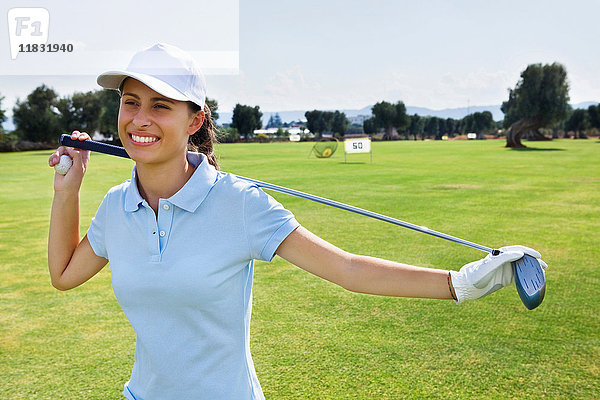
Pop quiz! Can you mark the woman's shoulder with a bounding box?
[214,172,261,194]
[99,178,135,204]
[107,178,134,194]
[208,172,272,208]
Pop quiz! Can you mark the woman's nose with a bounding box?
[133,108,151,128]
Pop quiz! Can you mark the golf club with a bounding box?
[59,134,546,309]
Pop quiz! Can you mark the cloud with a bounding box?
[364,69,517,110]
[568,72,600,104]
[265,66,320,96]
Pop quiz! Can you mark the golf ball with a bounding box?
[54,155,73,175]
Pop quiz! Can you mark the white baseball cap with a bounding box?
[97,43,206,108]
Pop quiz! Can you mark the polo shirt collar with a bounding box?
[123,152,219,213]
[124,168,144,212]
[170,152,218,212]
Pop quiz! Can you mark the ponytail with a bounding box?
[188,102,219,170]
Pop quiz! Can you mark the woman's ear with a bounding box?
[188,110,206,135]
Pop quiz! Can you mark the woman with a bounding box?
[48,43,545,400]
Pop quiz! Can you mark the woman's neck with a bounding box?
[135,154,195,214]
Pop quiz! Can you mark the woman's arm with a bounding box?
[276,226,544,303]
[275,226,454,299]
[48,131,108,291]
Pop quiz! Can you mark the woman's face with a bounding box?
[118,78,204,166]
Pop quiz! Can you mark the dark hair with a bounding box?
[187,102,219,169]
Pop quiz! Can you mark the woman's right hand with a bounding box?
[49,131,91,193]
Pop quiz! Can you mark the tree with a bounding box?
[460,114,473,134]
[97,89,121,140]
[55,97,78,133]
[461,111,494,136]
[371,101,395,139]
[13,85,60,143]
[443,118,458,137]
[266,113,282,129]
[206,98,219,124]
[393,101,409,137]
[374,100,407,139]
[424,117,440,140]
[565,109,590,139]
[588,104,600,130]
[321,112,335,135]
[473,111,494,134]
[305,110,335,138]
[305,110,348,138]
[331,111,349,137]
[408,114,424,140]
[231,104,262,141]
[0,94,7,134]
[305,110,324,138]
[402,115,411,140]
[363,117,377,135]
[56,91,102,135]
[501,63,570,148]
[217,127,240,143]
[0,96,6,135]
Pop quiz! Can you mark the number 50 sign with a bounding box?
[344,137,372,162]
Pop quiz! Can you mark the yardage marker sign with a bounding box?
[344,137,372,162]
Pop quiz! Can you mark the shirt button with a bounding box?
[159,231,166,237]
[163,204,170,210]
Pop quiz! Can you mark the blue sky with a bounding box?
[1,0,599,125]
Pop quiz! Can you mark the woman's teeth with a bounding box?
[131,135,158,143]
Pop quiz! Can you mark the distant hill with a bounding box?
[571,101,598,110]
[217,101,597,126]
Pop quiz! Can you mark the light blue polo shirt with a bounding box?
[87,152,299,400]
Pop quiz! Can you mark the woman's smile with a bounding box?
[129,132,160,146]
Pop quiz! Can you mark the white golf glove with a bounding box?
[450,245,547,304]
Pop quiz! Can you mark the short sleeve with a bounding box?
[86,192,110,259]
[243,185,299,262]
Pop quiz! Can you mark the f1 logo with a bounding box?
[7,8,49,60]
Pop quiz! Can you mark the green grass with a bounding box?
[1,139,599,399]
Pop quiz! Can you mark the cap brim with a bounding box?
[97,70,189,102]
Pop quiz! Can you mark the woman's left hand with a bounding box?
[450,245,547,304]
[49,131,91,192]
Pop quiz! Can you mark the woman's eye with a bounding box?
[124,100,137,106]
[155,104,169,109]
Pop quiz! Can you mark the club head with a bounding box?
[512,254,546,310]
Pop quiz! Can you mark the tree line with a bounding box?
[228,63,599,148]
[0,86,219,149]
[363,102,497,140]
[1,62,598,149]
[230,104,499,141]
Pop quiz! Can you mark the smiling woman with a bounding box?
[46,43,546,400]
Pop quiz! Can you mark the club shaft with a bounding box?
[60,134,496,254]
[236,176,494,253]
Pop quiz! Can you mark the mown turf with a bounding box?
[0,139,598,399]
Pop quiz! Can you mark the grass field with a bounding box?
[1,139,599,399]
